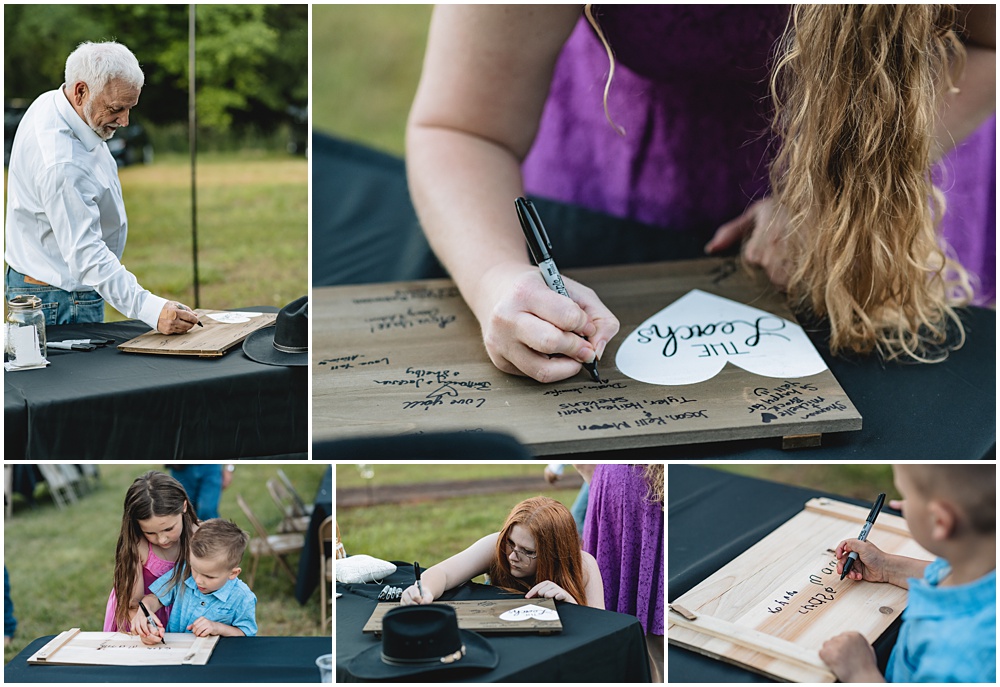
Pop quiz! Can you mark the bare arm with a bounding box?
[407,5,618,382]
[581,551,605,610]
[400,533,499,604]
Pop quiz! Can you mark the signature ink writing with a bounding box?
[318,353,390,371]
[635,317,790,358]
[365,307,457,334]
[352,286,460,305]
[543,381,628,398]
[765,557,841,615]
[748,381,846,420]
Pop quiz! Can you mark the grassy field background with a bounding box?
[311,4,432,155]
[336,463,582,580]
[335,463,897,589]
[4,463,328,663]
[4,151,307,322]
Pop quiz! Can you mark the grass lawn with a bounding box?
[3,151,307,322]
[311,4,432,155]
[112,152,307,318]
[4,463,329,663]
[707,464,898,501]
[336,461,582,582]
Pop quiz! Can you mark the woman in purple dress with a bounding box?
[583,464,664,681]
[407,5,995,382]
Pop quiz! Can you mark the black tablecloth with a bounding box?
[313,132,996,459]
[337,564,651,682]
[667,465,903,682]
[4,635,331,683]
[4,317,307,459]
[296,465,333,604]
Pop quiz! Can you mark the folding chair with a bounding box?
[276,469,314,517]
[319,516,334,627]
[37,464,78,508]
[266,478,311,534]
[236,494,304,588]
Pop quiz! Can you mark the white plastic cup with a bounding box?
[316,653,333,682]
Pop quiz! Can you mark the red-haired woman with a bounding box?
[399,496,604,608]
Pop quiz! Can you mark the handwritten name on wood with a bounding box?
[312,259,862,452]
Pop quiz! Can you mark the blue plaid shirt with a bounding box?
[150,568,257,637]
[886,557,995,682]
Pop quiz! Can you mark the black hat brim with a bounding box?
[346,628,498,680]
[242,325,307,367]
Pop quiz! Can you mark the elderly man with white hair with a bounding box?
[5,40,197,334]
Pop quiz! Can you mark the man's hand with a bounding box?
[819,632,885,682]
[157,302,199,334]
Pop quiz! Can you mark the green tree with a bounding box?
[4,4,306,135]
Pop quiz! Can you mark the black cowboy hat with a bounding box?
[347,605,498,680]
[242,296,307,366]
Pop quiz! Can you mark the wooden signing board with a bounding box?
[668,498,930,682]
[27,629,219,666]
[362,598,562,635]
[313,258,861,453]
[118,310,276,357]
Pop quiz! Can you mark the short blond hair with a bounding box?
[902,464,995,534]
[191,519,249,569]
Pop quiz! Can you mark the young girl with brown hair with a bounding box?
[400,496,604,608]
[102,470,199,633]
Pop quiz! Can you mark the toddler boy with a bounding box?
[820,464,995,682]
[140,519,257,643]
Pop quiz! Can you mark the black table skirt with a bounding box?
[337,564,652,682]
[667,465,903,682]
[4,317,307,459]
[296,465,333,604]
[4,635,331,683]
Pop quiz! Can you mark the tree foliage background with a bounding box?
[4,4,307,145]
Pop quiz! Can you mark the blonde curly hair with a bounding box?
[586,4,974,362]
[771,4,971,362]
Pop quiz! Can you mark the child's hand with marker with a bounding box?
[135,596,166,645]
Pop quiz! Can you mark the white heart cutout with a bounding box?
[615,289,828,385]
[498,603,560,622]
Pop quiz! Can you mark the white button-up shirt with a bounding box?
[4,87,166,329]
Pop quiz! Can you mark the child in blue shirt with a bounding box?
[820,464,995,682]
[139,519,257,643]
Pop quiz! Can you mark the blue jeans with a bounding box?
[4,566,16,639]
[571,482,590,536]
[170,465,224,519]
[5,267,104,326]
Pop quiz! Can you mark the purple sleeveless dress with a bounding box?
[582,464,664,636]
[523,5,995,304]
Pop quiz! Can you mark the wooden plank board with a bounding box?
[118,310,276,357]
[313,258,861,453]
[668,498,930,682]
[28,630,219,666]
[362,599,562,634]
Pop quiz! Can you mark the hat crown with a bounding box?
[381,605,464,664]
[272,295,307,353]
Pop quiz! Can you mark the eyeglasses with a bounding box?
[504,539,537,560]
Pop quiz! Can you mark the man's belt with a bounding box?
[22,275,50,286]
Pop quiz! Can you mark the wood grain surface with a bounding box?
[118,310,276,357]
[313,258,862,453]
[27,630,219,666]
[668,498,930,682]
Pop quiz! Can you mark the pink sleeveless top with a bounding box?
[102,547,175,631]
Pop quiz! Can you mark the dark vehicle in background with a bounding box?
[5,99,153,168]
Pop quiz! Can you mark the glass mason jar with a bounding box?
[5,294,47,365]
